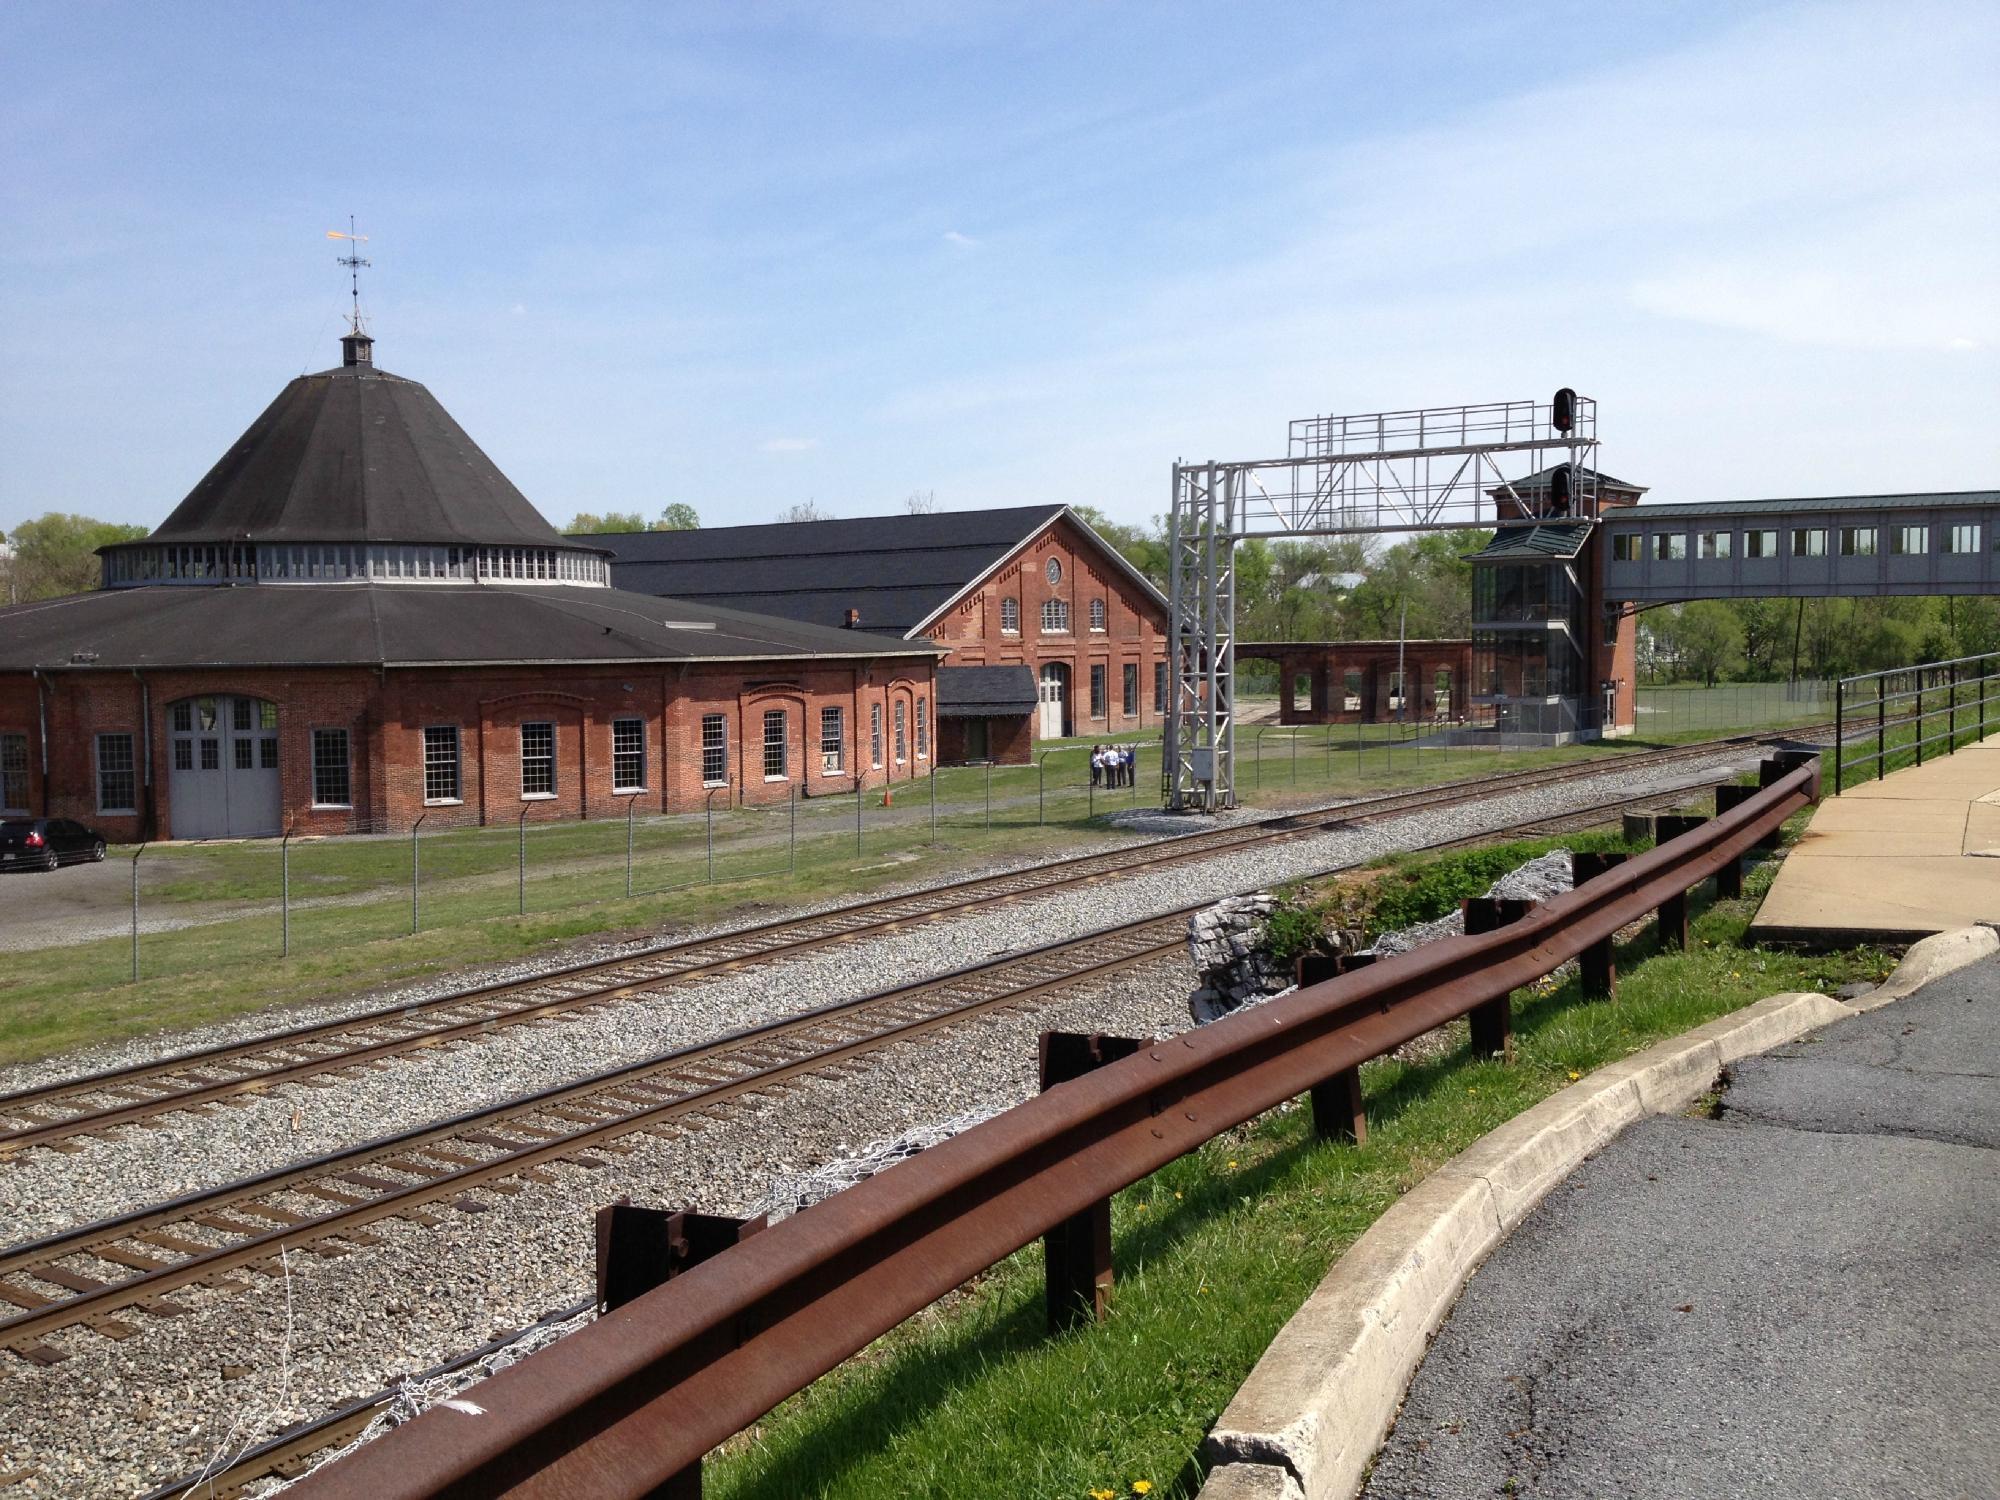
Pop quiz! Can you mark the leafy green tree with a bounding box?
[565,511,649,534]
[5,512,149,600]
[1660,601,1745,686]
[656,503,701,530]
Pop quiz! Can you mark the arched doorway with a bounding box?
[167,695,282,838]
[1038,663,1071,739]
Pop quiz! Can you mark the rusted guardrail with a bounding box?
[293,752,1819,1500]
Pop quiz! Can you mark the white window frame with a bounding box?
[1041,598,1070,633]
[870,703,883,768]
[2,731,31,813]
[96,732,137,814]
[820,705,845,774]
[1698,531,1732,560]
[520,721,556,800]
[1088,598,1106,632]
[1793,528,1827,558]
[612,717,647,793]
[1892,525,1930,556]
[312,727,352,808]
[1946,523,1979,555]
[762,709,788,781]
[701,713,728,786]
[1090,663,1107,719]
[423,725,462,804]
[1654,533,1686,561]
[893,700,907,764]
[915,697,928,759]
[1745,529,1778,559]
[999,597,1020,634]
[1840,527,1877,557]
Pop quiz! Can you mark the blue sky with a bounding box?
[3,0,1994,537]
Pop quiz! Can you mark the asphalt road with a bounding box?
[1361,954,2000,1500]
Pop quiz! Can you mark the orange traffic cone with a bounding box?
[881,786,894,808]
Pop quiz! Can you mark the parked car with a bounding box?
[0,818,108,871]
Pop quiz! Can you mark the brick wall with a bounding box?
[0,654,940,841]
[924,516,1167,740]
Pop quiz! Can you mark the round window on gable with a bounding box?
[1045,557,1062,586]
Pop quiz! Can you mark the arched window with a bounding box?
[1000,597,1020,633]
[1089,598,1106,632]
[1041,598,1070,633]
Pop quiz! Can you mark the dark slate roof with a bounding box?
[0,585,940,673]
[142,357,577,550]
[1614,490,2000,522]
[935,665,1037,717]
[593,505,1165,637]
[1470,522,1594,562]
[1489,465,1648,497]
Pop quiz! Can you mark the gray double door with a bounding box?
[167,695,282,839]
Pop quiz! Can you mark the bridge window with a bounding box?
[1792,528,1827,558]
[1612,534,1641,562]
[1744,529,1778,558]
[1891,525,1929,555]
[1654,533,1687,562]
[1946,524,1980,554]
[1840,527,1877,557]
[1698,531,1732,560]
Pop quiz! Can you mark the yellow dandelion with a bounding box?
[1566,1070,1580,1082]
[1174,1191,1182,1200]
[1090,1490,1115,1500]
[1227,1159,1238,1168]
[1133,1484,1154,1496]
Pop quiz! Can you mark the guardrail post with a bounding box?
[409,812,427,934]
[1570,851,1628,998]
[594,1201,767,1499]
[1834,676,1844,793]
[1876,676,1887,784]
[1310,1064,1367,1145]
[1461,897,1533,1059]
[1713,786,1762,896]
[1651,815,1708,949]
[1038,1031,1143,1331]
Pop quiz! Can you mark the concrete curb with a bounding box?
[1197,927,1994,1500]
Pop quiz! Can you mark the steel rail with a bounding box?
[0,729,1811,1154]
[287,759,1818,1499]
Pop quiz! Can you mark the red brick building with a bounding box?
[596,505,1171,762]
[0,332,940,841]
[1238,639,1475,724]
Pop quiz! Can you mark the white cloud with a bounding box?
[762,436,819,453]
[941,229,980,249]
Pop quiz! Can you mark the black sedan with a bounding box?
[0,818,109,871]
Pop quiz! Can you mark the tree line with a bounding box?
[1640,596,2000,686]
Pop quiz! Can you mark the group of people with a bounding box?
[1089,743,1137,788]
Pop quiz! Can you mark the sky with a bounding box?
[2,0,1995,539]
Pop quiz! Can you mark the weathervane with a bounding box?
[326,217,371,335]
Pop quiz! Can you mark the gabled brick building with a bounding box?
[596,505,1171,761]
[0,332,941,841]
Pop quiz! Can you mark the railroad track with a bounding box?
[0,728,1823,1161]
[0,756,1791,1378]
[90,768,1773,1499]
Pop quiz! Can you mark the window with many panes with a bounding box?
[701,714,728,784]
[1946,524,1979,554]
[200,738,219,770]
[1090,663,1107,718]
[234,739,254,771]
[1793,528,1827,558]
[999,597,1019,633]
[1089,598,1106,632]
[312,729,351,806]
[894,701,907,762]
[520,722,555,797]
[1123,664,1138,717]
[1654,533,1687,561]
[1,733,28,811]
[821,706,844,773]
[1041,598,1070,632]
[870,704,883,767]
[1699,531,1732,560]
[96,733,136,813]
[423,726,461,802]
[612,718,646,791]
[1840,527,1876,557]
[915,698,928,758]
[1612,534,1641,561]
[1892,526,1929,555]
[1745,530,1778,558]
[763,710,788,779]
[1154,662,1168,713]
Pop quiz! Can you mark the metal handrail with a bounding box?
[293,757,1818,1500]
[1834,651,1997,792]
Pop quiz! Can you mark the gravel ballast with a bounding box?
[0,751,1763,1495]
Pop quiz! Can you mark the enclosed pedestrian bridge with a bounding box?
[1599,491,2000,602]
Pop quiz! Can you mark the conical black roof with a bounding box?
[146,348,565,549]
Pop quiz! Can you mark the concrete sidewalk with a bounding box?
[1357,953,2000,1500]
[1752,736,2000,942]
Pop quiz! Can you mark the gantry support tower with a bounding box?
[1166,392,1599,810]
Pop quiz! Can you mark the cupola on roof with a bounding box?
[100,333,611,589]
[145,335,565,550]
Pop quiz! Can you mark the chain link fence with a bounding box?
[1633,680,1834,736]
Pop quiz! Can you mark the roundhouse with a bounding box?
[0,333,941,841]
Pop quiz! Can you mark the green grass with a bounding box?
[701,825,1893,1500]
